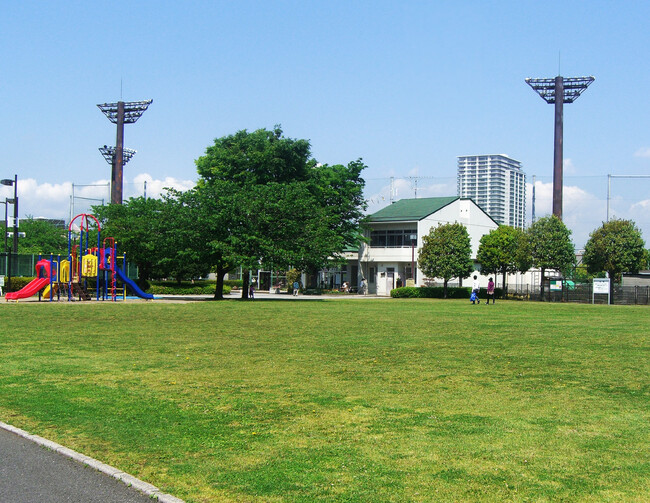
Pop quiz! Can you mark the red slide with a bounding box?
[5,259,55,301]
[5,278,50,300]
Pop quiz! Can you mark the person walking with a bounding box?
[472,275,480,304]
[249,283,255,299]
[486,277,495,304]
[293,281,300,296]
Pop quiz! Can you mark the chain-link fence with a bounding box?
[0,253,39,277]
[507,282,650,305]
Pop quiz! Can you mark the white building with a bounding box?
[457,154,526,229]
[358,196,498,295]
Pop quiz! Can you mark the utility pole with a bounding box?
[525,75,594,220]
[607,174,650,222]
[1,175,18,291]
[531,174,536,224]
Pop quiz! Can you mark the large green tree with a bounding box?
[165,183,237,299]
[195,126,366,299]
[93,197,168,282]
[476,225,531,295]
[527,215,575,300]
[17,217,67,255]
[583,218,645,299]
[418,222,474,298]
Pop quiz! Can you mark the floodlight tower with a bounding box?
[525,76,594,219]
[97,99,152,204]
[99,145,137,166]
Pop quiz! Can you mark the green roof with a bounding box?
[368,196,460,222]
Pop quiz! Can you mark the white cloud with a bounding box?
[364,178,455,214]
[526,180,605,247]
[563,158,576,175]
[630,199,650,211]
[5,174,196,222]
[634,147,650,158]
[127,173,195,199]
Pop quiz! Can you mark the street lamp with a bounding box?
[1,176,17,292]
[410,234,417,283]
[0,200,6,277]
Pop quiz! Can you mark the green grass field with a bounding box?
[0,299,648,502]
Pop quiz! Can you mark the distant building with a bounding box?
[457,154,526,228]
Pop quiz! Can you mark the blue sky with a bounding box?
[1,1,649,248]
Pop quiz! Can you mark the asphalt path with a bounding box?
[0,426,176,503]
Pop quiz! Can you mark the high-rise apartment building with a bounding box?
[457,154,526,228]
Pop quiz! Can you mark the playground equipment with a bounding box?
[5,259,55,301]
[5,213,153,302]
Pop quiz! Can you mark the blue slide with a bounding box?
[115,266,154,300]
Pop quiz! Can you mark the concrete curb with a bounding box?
[0,421,185,503]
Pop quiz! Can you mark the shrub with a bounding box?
[4,276,35,293]
[147,280,231,296]
[391,286,502,299]
[224,280,243,289]
[3,277,231,297]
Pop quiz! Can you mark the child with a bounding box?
[471,275,480,304]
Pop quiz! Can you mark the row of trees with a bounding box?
[418,215,647,299]
[91,127,367,299]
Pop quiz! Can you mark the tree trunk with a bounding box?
[540,267,545,301]
[241,269,250,300]
[214,264,227,300]
[443,279,448,299]
[502,268,507,297]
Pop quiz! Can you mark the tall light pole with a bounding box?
[525,75,594,220]
[1,175,18,292]
[97,99,152,204]
[1,200,7,278]
[99,145,136,167]
[99,145,136,201]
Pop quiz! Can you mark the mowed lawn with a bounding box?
[0,299,648,502]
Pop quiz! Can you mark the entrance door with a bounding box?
[351,265,358,288]
[386,268,395,293]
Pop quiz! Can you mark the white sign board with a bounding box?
[593,278,610,294]
[593,278,611,304]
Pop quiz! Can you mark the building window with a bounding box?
[370,229,417,247]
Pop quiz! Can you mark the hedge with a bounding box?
[391,286,503,299]
[148,284,231,296]
[2,276,34,293]
[3,277,231,296]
